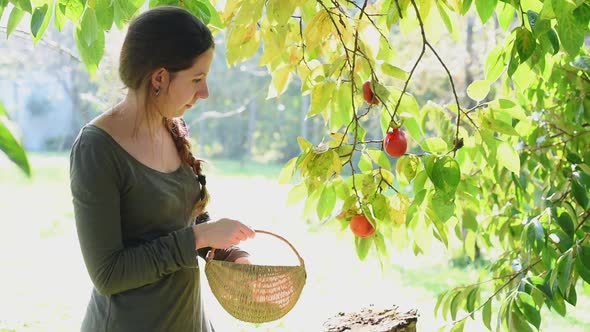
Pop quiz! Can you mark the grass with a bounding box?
[1,153,590,331]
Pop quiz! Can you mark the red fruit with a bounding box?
[384,128,407,157]
[363,81,379,105]
[350,215,375,238]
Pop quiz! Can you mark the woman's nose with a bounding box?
[195,82,209,100]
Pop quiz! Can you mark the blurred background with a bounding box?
[1,6,590,332]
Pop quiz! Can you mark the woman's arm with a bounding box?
[70,130,199,296]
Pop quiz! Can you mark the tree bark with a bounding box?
[323,306,418,332]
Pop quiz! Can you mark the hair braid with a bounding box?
[164,117,210,218]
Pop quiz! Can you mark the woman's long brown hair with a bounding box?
[164,117,209,217]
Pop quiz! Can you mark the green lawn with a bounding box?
[1,153,589,331]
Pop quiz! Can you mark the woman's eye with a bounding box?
[193,79,201,83]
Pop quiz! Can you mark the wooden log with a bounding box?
[323,305,419,332]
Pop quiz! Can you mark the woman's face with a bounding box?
[157,48,214,118]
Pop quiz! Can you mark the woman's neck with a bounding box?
[116,89,166,138]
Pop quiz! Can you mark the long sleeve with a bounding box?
[194,212,251,262]
[69,130,198,296]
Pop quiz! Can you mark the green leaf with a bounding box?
[0,117,30,177]
[421,137,448,153]
[552,0,576,18]
[557,212,575,237]
[436,1,455,37]
[371,193,390,222]
[296,136,313,152]
[556,251,574,294]
[497,142,520,174]
[482,299,492,330]
[517,292,541,329]
[198,0,223,29]
[434,290,450,318]
[367,148,391,170]
[317,183,336,220]
[572,176,589,208]
[550,229,574,253]
[396,155,420,183]
[63,0,85,23]
[358,152,373,173]
[13,0,31,13]
[355,236,373,260]
[551,290,567,316]
[113,0,140,29]
[95,0,114,31]
[430,156,461,194]
[555,16,584,56]
[485,46,507,83]
[278,157,297,184]
[475,0,498,24]
[576,252,590,284]
[565,285,577,306]
[74,24,105,77]
[0,0,7,22]
[183,1,211,25]
[0,100,6,117]
[516,27,536,63]
[467,79,491,101]
[287,182,307,205]
[6,7,25,39]
[78,7,98,47]
[450,289,466,320]
[461,0,473,14]
[450,319,465,332]
[481,112,519,136]
[382,63,408,80]
[31,3,51,41]
[547,28,559,55]
[579,246,590,268]
[509,305,534,332]
[464,230,477,261]
[498,2,515,31]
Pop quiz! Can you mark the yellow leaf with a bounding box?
[303,11,331,50]
[221,0,242,24]
[267,65,292,99]
[233,0,264,25]
[331,150,343,175]
[390,193,410,225]
[226,23,261,65]
[266,0,297,25]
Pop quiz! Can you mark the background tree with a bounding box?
[1,0,589,331]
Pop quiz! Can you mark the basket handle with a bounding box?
[205,229,305,268]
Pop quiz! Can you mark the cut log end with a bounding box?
[323,305,419,332]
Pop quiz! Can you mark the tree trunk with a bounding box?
[323,306,418,332]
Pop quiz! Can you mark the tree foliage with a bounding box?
[1,0,590,330]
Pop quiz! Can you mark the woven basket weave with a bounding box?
[204,229,307,323]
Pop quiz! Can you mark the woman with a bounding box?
[69,6,255,331]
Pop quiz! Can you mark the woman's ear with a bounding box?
[150,68,170,92]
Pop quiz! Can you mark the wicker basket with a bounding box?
[204,229,307,323]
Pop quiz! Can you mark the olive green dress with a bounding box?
[69,124,248,332]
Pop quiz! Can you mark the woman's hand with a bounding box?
[193,218,255,249]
